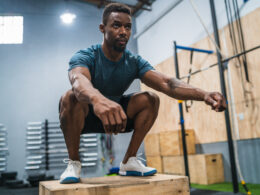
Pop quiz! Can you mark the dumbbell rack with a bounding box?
[25,120,98,177]
[0,124,8,173]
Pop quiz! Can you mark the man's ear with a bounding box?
[99,24,105,33]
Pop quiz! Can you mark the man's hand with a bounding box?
[204,92,227,112]
[92,97,127,134]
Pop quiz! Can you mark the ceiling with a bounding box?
[75,0,156,16]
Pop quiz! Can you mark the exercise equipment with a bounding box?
[0,123,8,174]
[25,119,99,180]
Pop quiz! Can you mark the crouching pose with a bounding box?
[59,3,226,184]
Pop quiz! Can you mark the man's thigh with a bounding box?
[81,94,135,134]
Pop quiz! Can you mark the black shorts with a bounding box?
[81,94,135,134]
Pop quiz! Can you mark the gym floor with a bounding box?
[0,187,246,195]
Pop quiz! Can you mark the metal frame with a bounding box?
[173,1,245,192]
[174,41,214,185]
[209,0,239,192]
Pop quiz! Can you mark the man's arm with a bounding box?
[69,67,103,104]
[141,70,226,112]
[69,67,127,133]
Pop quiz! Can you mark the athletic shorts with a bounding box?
[81,94,135,134]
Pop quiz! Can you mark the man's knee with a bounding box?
[59,90,78,112]
[140,91,160,110]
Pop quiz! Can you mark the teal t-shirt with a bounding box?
[68,44,154,102]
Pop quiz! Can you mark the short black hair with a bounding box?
[102,3,131,25]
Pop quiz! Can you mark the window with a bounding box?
[0,16,23,44]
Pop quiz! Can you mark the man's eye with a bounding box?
[113,24,120,28]
[125,25,131,30]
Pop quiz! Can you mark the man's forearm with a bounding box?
[71,74,105,104]
[165,78,207,101]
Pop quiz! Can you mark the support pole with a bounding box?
[174,41,190,184]
[209,0,239,193]
[44,119,49,170]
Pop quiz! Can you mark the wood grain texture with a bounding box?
[159,130,196,156]
[163,154,224,185]
[39,174,190,195]
[144,133,160,156]
[146,156,163,173]
[141,7,260,143]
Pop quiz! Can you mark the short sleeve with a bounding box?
[136,55,155,78]
[68,48,95,71]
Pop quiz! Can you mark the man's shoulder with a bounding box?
[75,44,100,57]
[125,49,146,64]
[124,49,140,62]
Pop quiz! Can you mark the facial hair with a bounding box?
[113,39,128,52]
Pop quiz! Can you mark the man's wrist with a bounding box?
[195,88,208,101]
[90,94,101,105]
[89,91,107,105]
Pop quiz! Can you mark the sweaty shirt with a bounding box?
[68,44,154,102]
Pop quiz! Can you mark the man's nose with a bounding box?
[119,26,127,35]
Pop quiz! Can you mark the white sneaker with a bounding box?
[119,156,157,176]
[60,159,81,184]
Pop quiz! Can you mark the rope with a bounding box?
[189,1,251,194]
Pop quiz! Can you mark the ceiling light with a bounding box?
[60,12,76,24]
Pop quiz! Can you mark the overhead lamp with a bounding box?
[60,12,76,24]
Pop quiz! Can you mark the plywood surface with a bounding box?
[163,154,224,185]
[40,174,190,195]
[144,133,160,156]
[141,7,260,143]
[159,130,196,156]
[146,156,163,173]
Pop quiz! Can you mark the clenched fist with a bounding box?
[92,97,127,135]
[204,92,226,112]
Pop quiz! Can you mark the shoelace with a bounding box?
[136,153,146,162]
[63,159,73,164]
[134,153,146,167]
[63,159,81,172]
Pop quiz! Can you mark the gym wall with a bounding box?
[135,0,260,67]
[140,5,260,183]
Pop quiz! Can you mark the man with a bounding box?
[59,3,226,184]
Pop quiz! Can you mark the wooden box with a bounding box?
[163,155,187,176]
[189,154,224,184]
[163,154,224,185]
[146,156,163,173]
[40,174,190,195]
[144,133,160,156]
[160,130,196,156]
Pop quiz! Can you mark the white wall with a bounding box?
[135,0,260,66]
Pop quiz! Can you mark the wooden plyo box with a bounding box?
[40,174,190,195]
[144,133,160,156]
[146,156,163,173]
[189,154,224,185]
[160,130,196,156]
[163,154,224,185]
[163,155,189,176]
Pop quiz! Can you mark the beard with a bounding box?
[113,39,128,52]
[113,44,125,52]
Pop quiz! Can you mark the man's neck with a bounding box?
[102,43,123,62]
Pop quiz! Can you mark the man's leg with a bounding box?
[59,89,89,184]
[122,91,160,164]
[59,89,89,161]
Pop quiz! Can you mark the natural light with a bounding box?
[0,16,23,44]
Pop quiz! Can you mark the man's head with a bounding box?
[100,3,132,52]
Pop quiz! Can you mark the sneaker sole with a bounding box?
[60,177,80,184]
[119,169,157,176]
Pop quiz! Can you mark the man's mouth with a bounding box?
[117,38,127,45]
